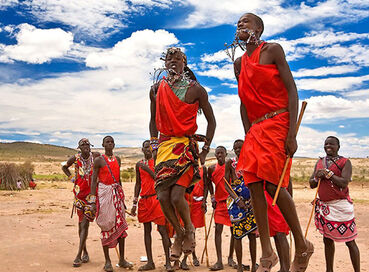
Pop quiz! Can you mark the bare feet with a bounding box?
[138,262,155,271]
[290,240,314,272]
[209,262,224,271]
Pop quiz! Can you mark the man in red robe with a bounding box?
[62,138,99,267]
[208,146,235,270]
[89,136,132,272]
[131,140,171,271]
[233,13,313,272]
[149,47,216,263]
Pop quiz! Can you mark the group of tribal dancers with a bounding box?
[62,13,360,272]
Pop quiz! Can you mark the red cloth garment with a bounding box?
[316,157,350,202]
[96,155,128,248]
[98,155,120,185]
[138,159,166,225]
[265,190,289,236]
[237,42,291,187]
[176,167,194,188]
[29,180,36,189]
[73,153,93,203]
[211,163,231,226]
[155,79,199,137]
[190,168,205,228]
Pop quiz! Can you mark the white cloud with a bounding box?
[293,65,360,78]
[296,75,369,92]
[85,29,178,69]
[0,0,17,9]
[0,29,180,147]
[179,0,369,37]
[197,63,235,80]
[303,95,369,123]
[1,24,73,64]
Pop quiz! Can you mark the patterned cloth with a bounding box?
[227,158,257,239]
[315,198,357,242]
[155,134,204,193]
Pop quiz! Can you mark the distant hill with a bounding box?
[0,142,76,161]
[0,141,218,162]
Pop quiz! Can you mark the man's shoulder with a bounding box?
[263,42,284,54]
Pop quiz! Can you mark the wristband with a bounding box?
[202,144,210,152]
[69,175,75,183]
[132,203,137,207]
[150,137,159,151]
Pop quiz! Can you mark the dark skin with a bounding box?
[233,12,310,266]
[181,166,207,269]
[61,142,99,266]
[224,141,257,272]
[149,51,216,257]
[309,137,360,272]
[130,141,172,271]
[207,147,235,269]
[90,136,132,271]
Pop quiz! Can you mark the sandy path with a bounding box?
[0,182,368,272]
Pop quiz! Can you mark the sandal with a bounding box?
[117,260,134,269]
[228,257,237,268]
[193,257,200,267]
[138,263,155,271]
[104,263,114,272]
[256,252,278,272]
[170,233,184,261]
[290,240,314,272]
[182,229,196,255]
[209,263,224,271]
[81,254,89,263]
[180,261,190,271]
[73,258,82,267]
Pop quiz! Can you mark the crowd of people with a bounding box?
[61,12,360,272]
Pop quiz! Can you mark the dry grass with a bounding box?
[0,161,34,190]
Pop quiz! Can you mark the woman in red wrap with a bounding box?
[149,47,216,264]
[131,140,171,271]
[232,13,313,272]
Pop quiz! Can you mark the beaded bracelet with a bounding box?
[86,194,96,204]
[150,137,159,151]
[325,169,334,179]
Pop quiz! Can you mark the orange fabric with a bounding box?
[98,155,120,185]
[212,163,228,202]
[265,190,289,236]
[139,159,156,196]
[214,201,231,226]
[137,159,165,225]
[176,167,193,188]
[237,42,291,187]
[156,79,199,137]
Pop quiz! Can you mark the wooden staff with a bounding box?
[305,178,321,238]
[223,177,238,200]
[201,209,215,264]
[203,213,210,267]
[115,246,120,259]
[272,101,308,206]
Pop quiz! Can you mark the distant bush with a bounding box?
[0,161,34,190]
[121,167,135,182]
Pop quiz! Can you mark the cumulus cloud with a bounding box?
[179,0,369,37]
[1,24,73,64]
[296,75,369,92]
[0,29,180,147]
[292,65,360,78]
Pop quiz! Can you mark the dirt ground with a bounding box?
[1,182,368,272]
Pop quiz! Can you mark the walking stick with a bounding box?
[115,246,120,259]
[201,209,215,264]
[289,232,293,265]
[272,101,308,206]
[203,212,210,267]
[305,179,321,238]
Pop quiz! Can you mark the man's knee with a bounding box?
[323,237,334,245]
[157,190,170,203]
[248,181,264,195]
[345,240,358,249]
[265,182,278,197]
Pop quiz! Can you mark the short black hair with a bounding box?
[216,146,227,152]
[326,136,340,146]
[245,13,264,36]
[233,139,244,146]
[142,140,150,147]
[102,135,114,144]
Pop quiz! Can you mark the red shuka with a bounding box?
[98,155,120,185]
[138,159,165,225]
[190,168,205,228]
[316,157,350,202]
[156,79,199,136]
[211,163,231,226]
[237,42,291,187]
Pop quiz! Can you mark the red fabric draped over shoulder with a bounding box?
[237,42,291,187]
[156,80,199,137]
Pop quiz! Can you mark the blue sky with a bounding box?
[0,0,368,157]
